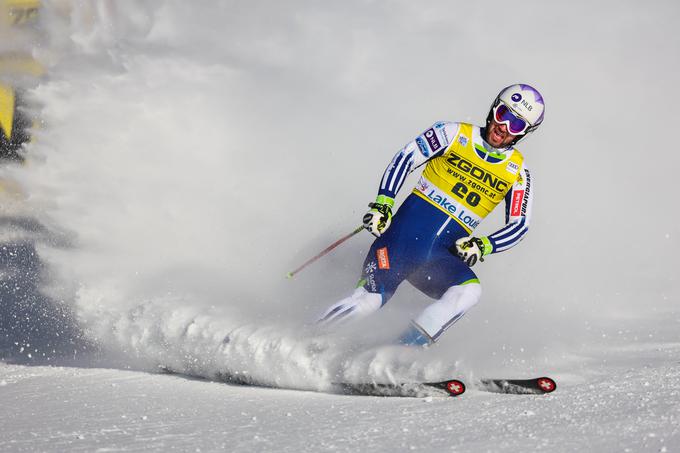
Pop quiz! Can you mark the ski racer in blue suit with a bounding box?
[318,84,546,346]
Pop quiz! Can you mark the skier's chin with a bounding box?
[487,129,507,148]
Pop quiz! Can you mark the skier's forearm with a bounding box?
[482,218,529,255]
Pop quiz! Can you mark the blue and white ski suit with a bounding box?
[319,121,533,344]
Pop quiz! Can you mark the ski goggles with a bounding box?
[493,102,531,135]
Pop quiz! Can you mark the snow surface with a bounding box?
[2,336,680,452]
[1,0,679,451]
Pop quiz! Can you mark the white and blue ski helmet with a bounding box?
[486,84,545,145]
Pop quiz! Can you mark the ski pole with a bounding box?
[287,225,364,279]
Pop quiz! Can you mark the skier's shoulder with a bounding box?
[509,153,531,189]
[414,121,461,158]
[431,120,462,142]
[510,144,528,173]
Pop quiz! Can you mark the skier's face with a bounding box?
[486,119,519,148]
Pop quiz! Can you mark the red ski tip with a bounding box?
[537,377,557,393]
[445,379,466,396]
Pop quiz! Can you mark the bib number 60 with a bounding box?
[451,182,481,207]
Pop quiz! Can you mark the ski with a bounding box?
[336,379,466,398]
[160,365,555,397]
[478,376,557,395]
[162,364,466,397]
[336,376,556,397]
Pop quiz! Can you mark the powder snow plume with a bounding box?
[2,0,678,391]
[0,0,466,390]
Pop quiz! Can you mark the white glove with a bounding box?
[453,237,486,267]
[363,199,393,237]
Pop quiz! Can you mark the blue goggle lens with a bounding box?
[494,103,529,135]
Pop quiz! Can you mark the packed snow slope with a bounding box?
[0,0,679,451]
[1,330,680,452]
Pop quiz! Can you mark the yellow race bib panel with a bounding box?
[413,123,523,232]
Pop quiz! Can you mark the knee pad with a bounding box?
[317,287,383,325]
[413,283,482,342]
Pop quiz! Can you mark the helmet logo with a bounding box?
[511,93,522,102]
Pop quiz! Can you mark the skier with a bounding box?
[318,84,545,346]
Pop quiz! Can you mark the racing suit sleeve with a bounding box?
[375,122,460,205]
[482,164,533,254]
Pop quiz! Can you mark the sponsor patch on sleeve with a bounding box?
[510,190,524,217]
[376,247,391,270]
[424,128,441,153]
[416,136,430,156]
[416,176,430,192]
